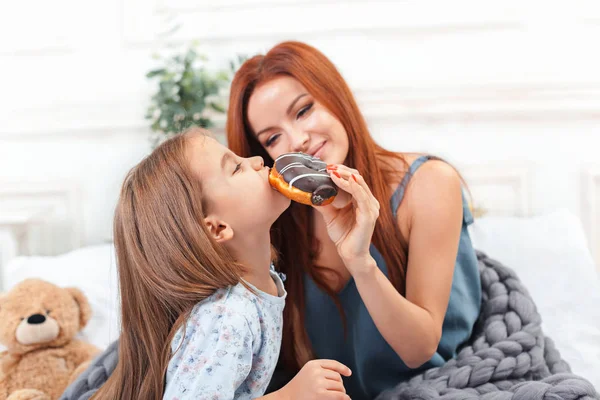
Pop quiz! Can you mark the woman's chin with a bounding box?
[318,151,343,166]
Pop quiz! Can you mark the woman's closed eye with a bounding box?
[296,103,313,119]
[263,103,313,148]
[233,162,242,174]
[265,134,280,147]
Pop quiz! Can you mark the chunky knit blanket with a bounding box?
[375,251,598,400]
[60,251,599,400]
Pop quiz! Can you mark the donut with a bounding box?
[268,153,337,206]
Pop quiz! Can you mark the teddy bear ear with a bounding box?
[66,287,92,329]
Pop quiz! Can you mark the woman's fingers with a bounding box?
[348,179,372,218]
[329,168,352,191]
[329,170,373,221]
[328,164,379,214]
[328,164,359,177]
[348,172,380,212]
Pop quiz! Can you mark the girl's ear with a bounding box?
[204,215,234,243]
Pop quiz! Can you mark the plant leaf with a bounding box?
[146,68,166,78]
[209,102,226,113]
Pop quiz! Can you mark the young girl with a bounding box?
[93,128,353,400]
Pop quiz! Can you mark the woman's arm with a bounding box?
[354,161,462,367]
[321,162,463,368]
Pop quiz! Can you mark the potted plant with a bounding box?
[145,43,245,147]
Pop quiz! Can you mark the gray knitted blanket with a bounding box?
[60,251,599,400]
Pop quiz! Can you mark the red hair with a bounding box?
[227,41,409,372]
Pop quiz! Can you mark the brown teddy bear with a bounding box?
[0,279,100,400]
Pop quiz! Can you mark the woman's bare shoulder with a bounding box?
[385,153,461,235]
[378,152,425,187]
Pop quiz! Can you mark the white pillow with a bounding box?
[1,244,120,351]
[468,209,600,389]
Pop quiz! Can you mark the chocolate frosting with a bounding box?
[273,153,337,205]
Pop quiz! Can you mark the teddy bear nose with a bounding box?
[27,314,47,325]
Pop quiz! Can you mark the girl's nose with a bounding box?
[250,156,264,170]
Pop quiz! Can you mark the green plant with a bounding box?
[145,44,246,146]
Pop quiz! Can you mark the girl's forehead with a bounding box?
[186,136,225,178]
[188,135,224,156]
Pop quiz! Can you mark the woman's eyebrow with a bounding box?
[256,127,273,138]
[286,93,307,115]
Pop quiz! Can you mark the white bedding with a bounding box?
[2,209,599,389]
[468,209,600,389]
[1,245,120,351]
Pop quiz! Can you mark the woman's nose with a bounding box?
[290,129,309,153]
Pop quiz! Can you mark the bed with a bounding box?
[1,209,599,392]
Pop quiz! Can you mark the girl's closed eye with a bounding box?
[234,162,242,174]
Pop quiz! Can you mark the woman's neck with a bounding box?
[229,231,278,296]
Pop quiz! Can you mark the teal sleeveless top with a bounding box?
[303,156,482,399]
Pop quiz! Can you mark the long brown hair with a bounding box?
[93,128,244,399]
[227,41,411,372]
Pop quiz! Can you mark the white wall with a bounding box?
[1,1,600,265]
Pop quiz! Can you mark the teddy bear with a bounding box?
[0,279,101,400]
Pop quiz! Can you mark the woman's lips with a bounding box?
[311,141,326,159]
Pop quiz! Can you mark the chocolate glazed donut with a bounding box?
[268,153,338,206]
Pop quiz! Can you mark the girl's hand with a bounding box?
[277,359,351,400]
[314,165,380,274]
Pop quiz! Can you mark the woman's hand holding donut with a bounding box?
[314,164,380,275]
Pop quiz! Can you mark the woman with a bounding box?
[226,41,482,400]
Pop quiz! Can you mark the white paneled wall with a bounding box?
[1,1,599,267]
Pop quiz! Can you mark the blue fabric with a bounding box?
[304,156,482,400]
